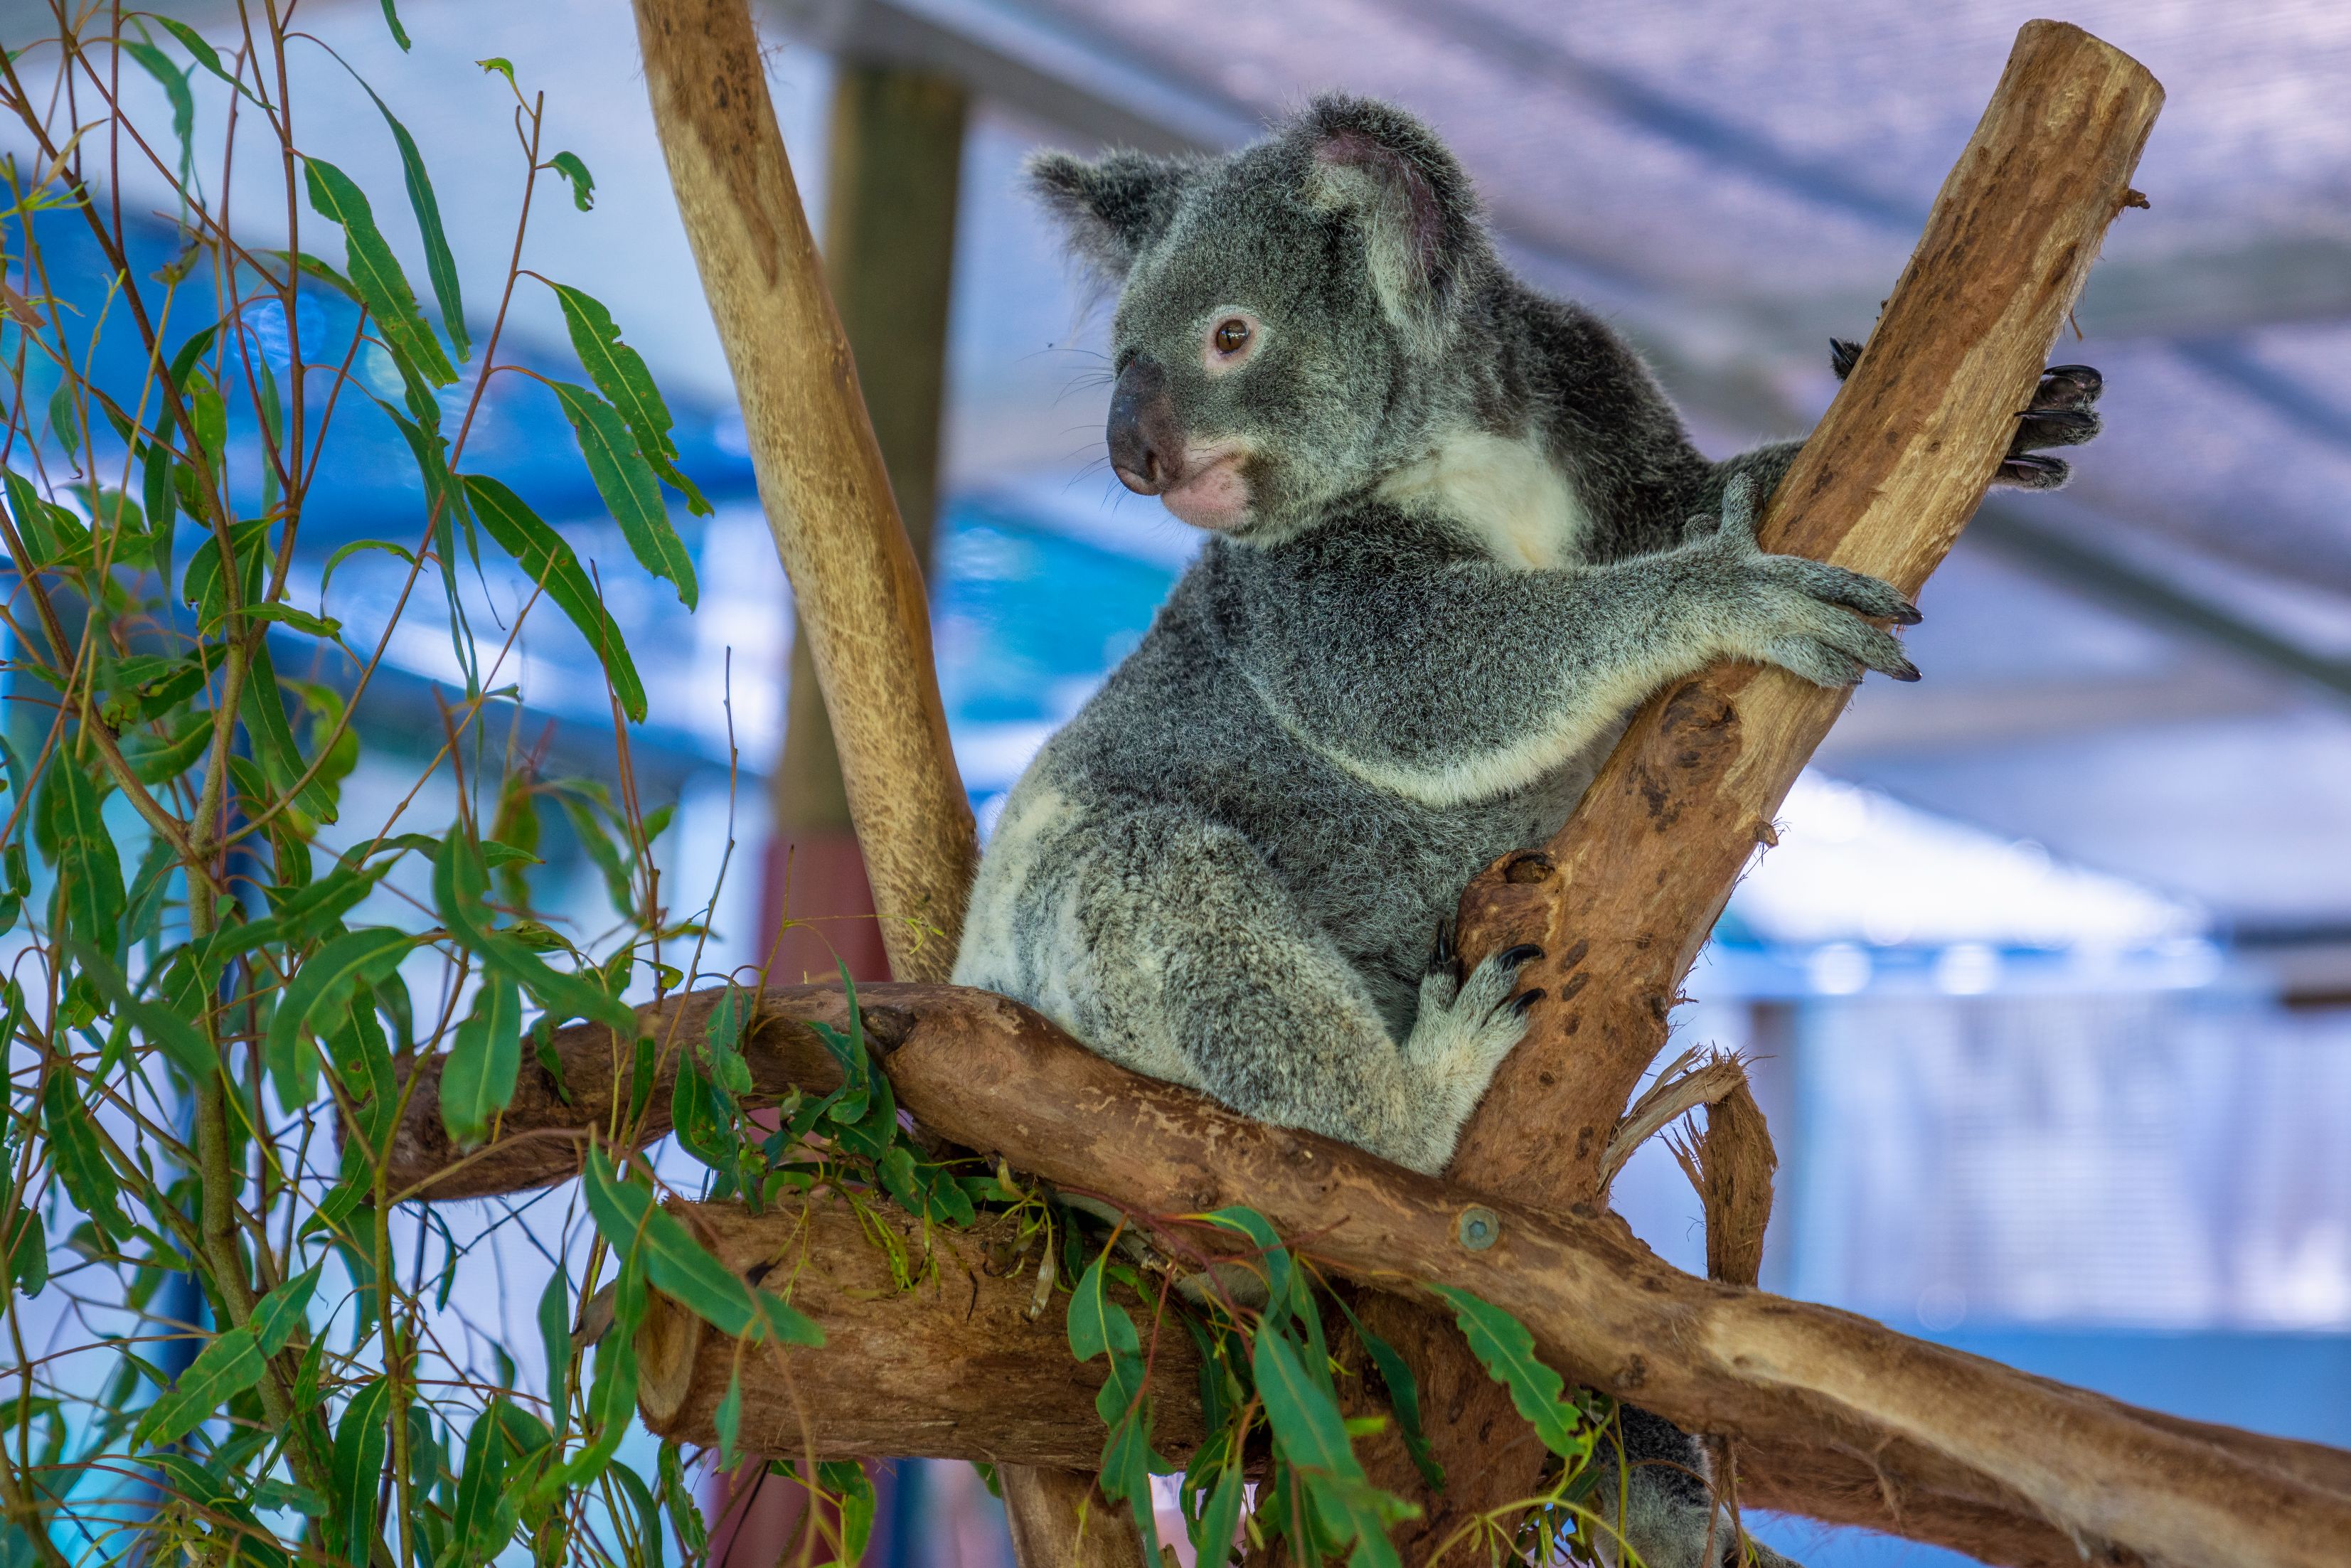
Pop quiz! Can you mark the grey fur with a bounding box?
[962,94,2099,1567]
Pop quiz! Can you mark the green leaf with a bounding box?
[548,380,696,609]
[462,475,646,721]
[141,440,176,584]
[70,942,216,1080]
[41,757,123,955]
[332,1376,395,1564]
[265,247,360,304]
[452,1403,515,1563]
[137,1326,265,1446]
[46,378,80,462]
[538,1267,570,1422]
[440,975,523,1148]
[320,536,415,595]
[239,639,338,823]
[695,977,749,1075]
[1200,1206,1294,1312]
[251,1264,322,1356]
[549,284,707,514]
[43,1072,129,1242]
[242,602,342,639]
[1424,1284,1590,1461]
[147,17,265,107]
[818,1460,875,1564]
[350,79,467,361]
[714,1367,742,1473]
[548,151,595,210]
[1191,1457,1247,1567]
[119,31,195,183]
[552,787,633,917]
[609,1459,662,1568]
[432,831,633,1029]
[302,156,456,387]
[580,1144,823,1346]
[379,0,411,48]
[1332,1294,1443,1493]
[262,928,412,1099]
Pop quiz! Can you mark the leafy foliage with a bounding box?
[0,11,785,1564]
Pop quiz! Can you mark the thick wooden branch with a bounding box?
[1364,23,2168,1554]
[636,1195,1205,1469]
[391,985,2351,1568]
[1456,13,2161,1222]
[632,0,976,979]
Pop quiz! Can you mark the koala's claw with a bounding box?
[1833,337,2103,491]
[1510,987,1547,1017]
[1998,452,2071,490]
[1496,942,1543,970]
[1428,921,1459,979]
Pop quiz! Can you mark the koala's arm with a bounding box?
[1236,487,1916,806]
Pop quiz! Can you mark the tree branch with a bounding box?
[394,983,2351,1568]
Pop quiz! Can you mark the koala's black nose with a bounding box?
[1107,356,1184,495]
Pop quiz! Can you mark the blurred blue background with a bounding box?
[12,0,2351,1563]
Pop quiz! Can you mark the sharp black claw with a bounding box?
[2013,407,2101,445]
[1511,988,1547,1016]
[1892,661,1921,683]
[1892,602,1923,626]
[1496,942,1543,971]
[1829,337,1863,380]
[2042,363,2104,399]
[1997,452,2069,490]
[1429,921,1458,976]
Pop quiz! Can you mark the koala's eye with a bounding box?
[1213,318,1251,356]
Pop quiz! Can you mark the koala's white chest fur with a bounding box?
[1375,429,1589,568]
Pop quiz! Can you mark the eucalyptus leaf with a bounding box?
[548,380,696,609]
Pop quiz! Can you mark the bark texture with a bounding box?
[631,0,976,979]
[1356,21,2171,1557]
[400,983,2351,1568]
[636,1195,1205,1470]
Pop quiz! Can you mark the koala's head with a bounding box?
[1030,96,1492,543]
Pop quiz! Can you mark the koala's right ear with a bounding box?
[1026,149,1198,283]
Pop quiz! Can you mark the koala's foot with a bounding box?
[1594,1409,1808,1568]
[1831,337,2103,491]
[1395,929,1542,1171]
[1692,476,1921,689]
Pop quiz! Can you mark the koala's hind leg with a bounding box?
[1082,812,1538,1175]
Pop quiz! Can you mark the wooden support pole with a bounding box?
[1338,21,2170,1554]
[633,0,976,984]
[767,60,969,986]
[629,8,1129,1561]
[393,983,2351,1568]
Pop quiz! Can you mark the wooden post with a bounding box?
[765,61,968,988]
[1341,19,2170,1557]
[632,0,975,987]
[629,6,1141,1562]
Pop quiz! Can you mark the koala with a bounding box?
[952,95,2100,1565]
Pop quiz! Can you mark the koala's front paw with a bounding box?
[1696,476,1921,689]
[1832,338,2104,491]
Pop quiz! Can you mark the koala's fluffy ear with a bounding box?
[1026,149,1198,283]
[1299,96,1483,355]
